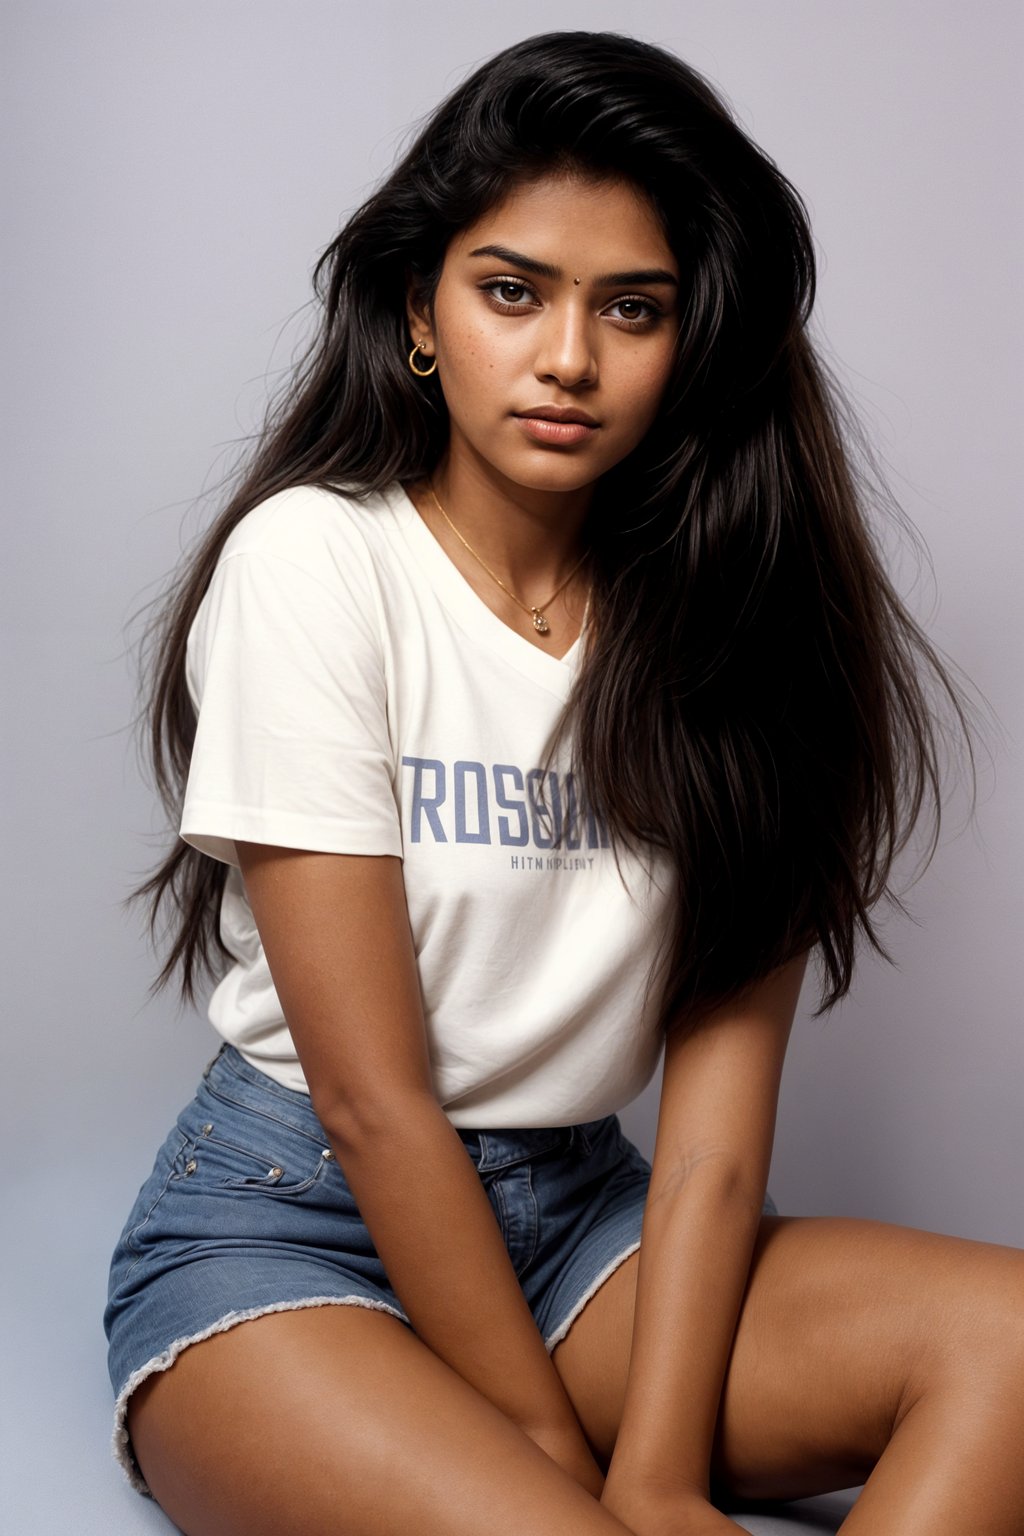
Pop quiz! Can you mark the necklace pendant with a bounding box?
[532,610,550,634]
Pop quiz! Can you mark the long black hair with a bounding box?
[133,30,984,1035]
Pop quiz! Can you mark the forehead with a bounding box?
[447,172,676,274]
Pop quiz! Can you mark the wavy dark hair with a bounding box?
[133,29,984,1034]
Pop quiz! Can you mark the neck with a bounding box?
[429,446,592,593]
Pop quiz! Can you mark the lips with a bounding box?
[514,404,600,447]
[516,405,599,426]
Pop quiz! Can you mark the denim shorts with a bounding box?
[105,1042,779,1496]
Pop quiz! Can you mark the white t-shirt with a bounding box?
[180,481,674,1127]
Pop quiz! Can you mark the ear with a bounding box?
[405,274,435,355]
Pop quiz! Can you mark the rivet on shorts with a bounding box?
[321,1148,334,1160]
[268,1167,283,1179]
[184,1158,198,1176]
[201,1124,213,1137]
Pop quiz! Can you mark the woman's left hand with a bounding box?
[600,1475,747,1535]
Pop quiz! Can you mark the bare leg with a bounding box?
[551,1215,1024,1534]
[127,1303,633,1536]
[837,1237,1024,1535]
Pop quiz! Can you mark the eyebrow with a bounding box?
[467,243,678,288]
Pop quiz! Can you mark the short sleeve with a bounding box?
[180,547,402,866]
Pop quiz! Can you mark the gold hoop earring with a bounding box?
[408,342,438,378]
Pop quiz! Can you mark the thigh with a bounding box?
[551,1213,1024,1501]
[128,1301,624,1536]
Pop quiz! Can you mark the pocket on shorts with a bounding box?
[176,1100,332,1200]
[178,1130,330,1198]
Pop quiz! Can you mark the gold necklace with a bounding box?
[427,483,590,635]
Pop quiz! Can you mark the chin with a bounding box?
[500,451,609,496]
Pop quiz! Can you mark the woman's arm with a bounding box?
[235,841,602,1491]
[602,950,809,1503]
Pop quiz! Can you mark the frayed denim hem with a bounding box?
[110,1293,409,1496]
[543,1239,641,1354]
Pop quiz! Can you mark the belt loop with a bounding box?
[572,1123,593,1155]
[202,1042,227,1079]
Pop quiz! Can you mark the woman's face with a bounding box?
[407,172,680,498]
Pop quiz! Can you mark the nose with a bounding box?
[533,300,597,390]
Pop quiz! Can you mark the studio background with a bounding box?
[3,3,1021,1530]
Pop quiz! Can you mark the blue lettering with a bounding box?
[493,763,528,847]
[401,756,448,843]
[527,769,562,850]
[454,760,490,844]
[564,771,608,849]
[402,754,607,853]
[564,772,582,850]
[585,805,610,849]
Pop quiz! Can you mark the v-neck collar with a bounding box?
[382,481,586,701]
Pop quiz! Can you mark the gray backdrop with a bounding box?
[3,2,1021,1527]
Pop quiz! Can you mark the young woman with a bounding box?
[104,30,1023,1536]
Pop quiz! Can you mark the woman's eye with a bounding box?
[606,296,660,328]
[481,280,662,328]
[482,278,535,310]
